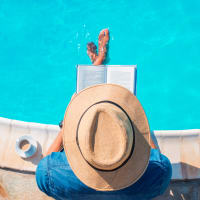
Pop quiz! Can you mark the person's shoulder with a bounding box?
[149,148,172,169]
[144,149,172,196]
[149,149,172,185]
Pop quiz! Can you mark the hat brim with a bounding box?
[63,84,151,191]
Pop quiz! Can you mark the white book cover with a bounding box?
[76,65,137,95]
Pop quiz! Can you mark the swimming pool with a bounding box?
[0,0,200,130]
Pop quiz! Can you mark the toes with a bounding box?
[103,29,109,35]
[99,29,109,40]
[98,29,110,43]
[87,44,97,63]
[87,42,97,53]
[99,28,109,35]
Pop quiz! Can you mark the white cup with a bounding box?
[15,135,38,158]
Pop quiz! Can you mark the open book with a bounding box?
[76,65,137,95]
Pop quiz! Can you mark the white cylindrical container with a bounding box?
[15,135,38,158]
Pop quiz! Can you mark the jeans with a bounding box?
[36,149,172,200]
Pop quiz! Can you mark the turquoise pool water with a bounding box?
[0,0,200,130]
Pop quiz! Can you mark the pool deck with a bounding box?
[1,168,200,200]
[0,117,200,199]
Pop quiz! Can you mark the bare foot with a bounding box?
[98,29,110,61]
[87,29,110,66]
[87,42,97,63]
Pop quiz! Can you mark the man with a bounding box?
[36,29,172,200]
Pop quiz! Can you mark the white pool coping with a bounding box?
[0,116,200,180]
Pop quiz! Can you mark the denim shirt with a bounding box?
[36,149,172,200]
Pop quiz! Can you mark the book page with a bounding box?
[106,66,137,95]
[77,65,106,93]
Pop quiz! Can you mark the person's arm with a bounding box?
[43,93,77,158]
[151,137,157,149]
[43,129,64,157]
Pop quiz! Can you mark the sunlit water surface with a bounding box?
[0,0,200,130]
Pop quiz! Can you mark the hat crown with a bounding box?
[78,103,134,171]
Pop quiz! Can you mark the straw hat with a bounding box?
[63,84,151,191]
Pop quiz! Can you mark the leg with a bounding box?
[87,29,110,65]
[87,42,98,63]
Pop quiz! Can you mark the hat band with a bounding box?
[76,101,135,172]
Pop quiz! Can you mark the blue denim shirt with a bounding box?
[36,149,172,200]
